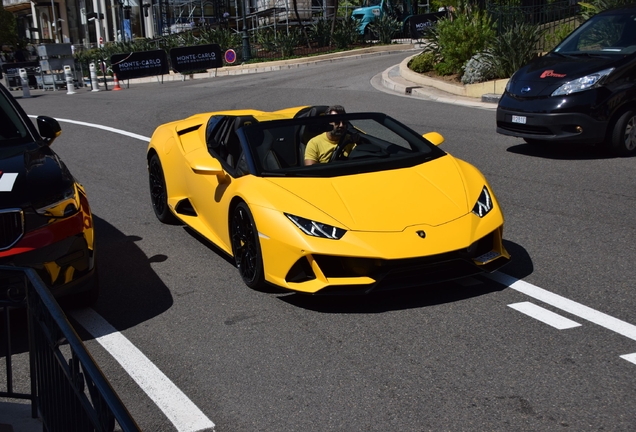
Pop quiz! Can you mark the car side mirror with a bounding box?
[188,157,226,177]
[37,116,62,145]
[423,132,444,146]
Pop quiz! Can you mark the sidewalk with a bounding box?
[0,401,40,432]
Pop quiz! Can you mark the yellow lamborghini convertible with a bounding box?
[147,106,510,294]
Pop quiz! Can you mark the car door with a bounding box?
[183,115,246,255]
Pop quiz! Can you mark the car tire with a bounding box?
[230,202,265,289]
[610,110,636,156]
[148,154,179,224]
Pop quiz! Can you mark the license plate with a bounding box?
[512,115,527,124]
[474,250,501,264]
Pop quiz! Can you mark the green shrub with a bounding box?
[309,18,332,47]
[276,28,302,58]
[368,15,402,44]
[488,22,544,78]
[461,51,495,84]
[434,5,495,75]
[420,22,443,62]
[256,28,277,52]
[579,0,633,20]
[433,60,456,76]
[332,16,361,49]
[408,52,436,73]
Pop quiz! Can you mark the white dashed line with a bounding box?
[620,353,636,365]
[508,302,581,330]
[490,272,636,364]
[488,272,636,342]
[71,309,215,432]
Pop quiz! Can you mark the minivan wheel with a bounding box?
[610,110,636,156]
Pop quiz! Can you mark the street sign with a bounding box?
[224,49,236,65]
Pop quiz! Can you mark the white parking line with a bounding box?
[28,115,151,142]
[71,309,215,432]
[508,302,581,330]
[488,272,636,343]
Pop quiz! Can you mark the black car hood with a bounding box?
[0,143,74,209]
[507,53,630,97]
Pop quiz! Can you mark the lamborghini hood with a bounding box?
[265,156,472,231]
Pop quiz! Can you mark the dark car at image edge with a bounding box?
[0,83,98,306]
[496,5,636,156]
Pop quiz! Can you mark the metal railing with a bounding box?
[0,266,141,432]
[487,0,581,52]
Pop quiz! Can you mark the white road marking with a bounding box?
[620,353,636,365]
[488,272,636,342]
[0,173,19,192]
[508,302,581,330]
[71,309,215,432]
[28,115,151,142]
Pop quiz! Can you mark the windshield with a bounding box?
[555,10,636,54]
[240,112,445,178]
[0,90,32,146]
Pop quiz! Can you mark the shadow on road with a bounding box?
[506,141,615,160]
[1,215,174,355]
[79,215,174,330]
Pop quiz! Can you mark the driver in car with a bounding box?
[304,105,356,165]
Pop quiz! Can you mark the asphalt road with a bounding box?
[4,50,636,431]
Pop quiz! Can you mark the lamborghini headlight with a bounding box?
[286,213,346,239]
[551,68,614,96]
[472,186,493,218]
[35,183,80,218]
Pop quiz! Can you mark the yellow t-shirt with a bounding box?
[304,132,355,164]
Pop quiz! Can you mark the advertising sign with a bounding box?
[111,50,169,80]
[409,12,447,39]
[169,44,223,73]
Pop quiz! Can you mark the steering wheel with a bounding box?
[329,126,355,163]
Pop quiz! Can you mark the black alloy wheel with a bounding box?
[610,110,636,156]
[148,154,179,224]
[230,202,265,289]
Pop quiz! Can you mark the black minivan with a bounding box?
[496,5,636,156]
